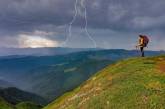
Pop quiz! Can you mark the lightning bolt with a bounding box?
[63,0,97,48]
[62,0,78,47]
[83,0,97,48]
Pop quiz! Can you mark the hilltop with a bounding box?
[44,55,165,109]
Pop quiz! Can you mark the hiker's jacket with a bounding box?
[139,37,144,47]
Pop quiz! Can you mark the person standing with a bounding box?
[136,35,149,57]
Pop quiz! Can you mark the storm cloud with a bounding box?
[0,0,165,49]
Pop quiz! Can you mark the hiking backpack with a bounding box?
[143,35,149,47]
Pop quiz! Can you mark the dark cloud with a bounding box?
[1,0,165,31]
[0,0,165,49]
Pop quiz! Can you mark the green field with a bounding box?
[44,55,165,109]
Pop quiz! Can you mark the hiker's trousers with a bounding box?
[140,47,144,57]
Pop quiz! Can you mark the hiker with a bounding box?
[136,35,149,57]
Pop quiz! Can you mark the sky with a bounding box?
[0,0,165,50]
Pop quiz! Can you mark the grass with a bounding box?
[43,55,165,109]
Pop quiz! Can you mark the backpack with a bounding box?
[142,35,149,47]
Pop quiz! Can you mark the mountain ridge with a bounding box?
[44,55,165,109]
[0,47,100,56]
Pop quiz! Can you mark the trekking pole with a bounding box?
[135,45,139,57]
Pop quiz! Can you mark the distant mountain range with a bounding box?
[0,49,164,102]
[0,47,100,56]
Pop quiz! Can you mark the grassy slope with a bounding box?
[44,55,165,109]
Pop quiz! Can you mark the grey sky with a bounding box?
[0,0,165,50]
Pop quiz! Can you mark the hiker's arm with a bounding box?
[138,38,144,46]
